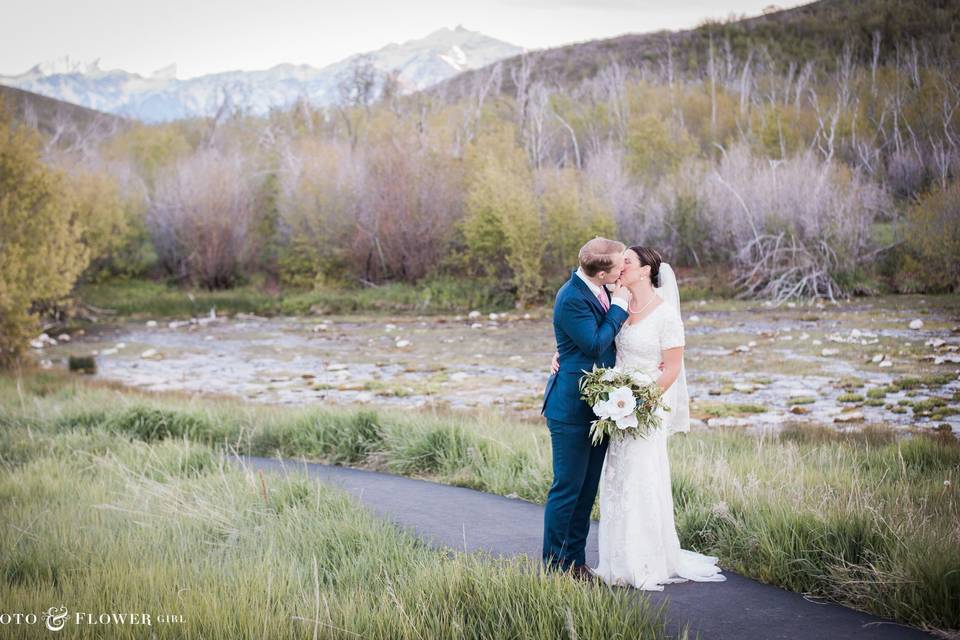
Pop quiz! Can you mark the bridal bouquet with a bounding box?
[578,365,669,445]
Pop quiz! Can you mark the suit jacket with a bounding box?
[541,269,629,425]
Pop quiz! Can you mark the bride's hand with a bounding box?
[550,351,560,374]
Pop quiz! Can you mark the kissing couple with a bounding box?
[541,236,727,589]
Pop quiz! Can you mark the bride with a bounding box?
[593,246,726,590]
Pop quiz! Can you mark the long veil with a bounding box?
[655,263,690,436]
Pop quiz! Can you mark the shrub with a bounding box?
[462,125,544,306]
[701,144,891,302]
[147,147,261,289]
[900,180,960,292]
[0,108,88,368]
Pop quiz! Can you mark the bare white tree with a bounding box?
[148,147,260,288]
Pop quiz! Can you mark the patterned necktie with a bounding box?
[597,290,610,311]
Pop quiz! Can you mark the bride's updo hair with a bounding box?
[629,246,663,287]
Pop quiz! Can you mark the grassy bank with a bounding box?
[0,402,670,638]
[2,369,958,635]
[72,271,739,321]
[74,276,519,320]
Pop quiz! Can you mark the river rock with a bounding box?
[468,310,481,319]
[821,348,840,356]
[146,320,158,328]
[707,417,752,428]
[909,319,924,330]
[879,360,893,368]
[834,412,865,423]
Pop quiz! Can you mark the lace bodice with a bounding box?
[614,301,685,375]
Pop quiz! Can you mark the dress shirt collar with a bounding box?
[575,266,605,298]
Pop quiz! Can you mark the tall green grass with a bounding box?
[2,369,958,635]
[0,424,671,639]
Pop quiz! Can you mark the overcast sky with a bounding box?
[1,0,810,79]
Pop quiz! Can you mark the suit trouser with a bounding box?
[542,418,609,569]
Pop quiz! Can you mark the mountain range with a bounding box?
[0,26,523,123]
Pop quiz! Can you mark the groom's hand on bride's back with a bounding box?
[550,351,560,374]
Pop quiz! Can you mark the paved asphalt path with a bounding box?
[231,454,937,640]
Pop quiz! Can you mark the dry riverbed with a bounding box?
[31,295,960,436]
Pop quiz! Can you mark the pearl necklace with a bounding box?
[628,295,658,315]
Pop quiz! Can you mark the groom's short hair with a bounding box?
[578,237,626,276]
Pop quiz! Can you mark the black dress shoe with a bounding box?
[568,564,600,582]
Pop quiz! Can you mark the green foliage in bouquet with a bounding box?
[578,365,669,446]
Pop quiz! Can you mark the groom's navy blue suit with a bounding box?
[541,269,628,570]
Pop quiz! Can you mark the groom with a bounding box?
[541,237,632,578]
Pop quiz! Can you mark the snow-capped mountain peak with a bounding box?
[30,56,103,78]
[0,27,523,122]
[151,64,177,80]
[439,45,469,71]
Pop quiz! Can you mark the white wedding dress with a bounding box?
[593,294,726,590]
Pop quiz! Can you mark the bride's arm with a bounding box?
[656,347,683,393]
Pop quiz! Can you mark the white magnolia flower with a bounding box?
[629,370,653,387]
[600,369,619,382]
[593,398,615,419]
[605,387,636,419]
[615,412,638,430]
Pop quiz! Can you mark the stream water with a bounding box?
[34,295,960,435]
